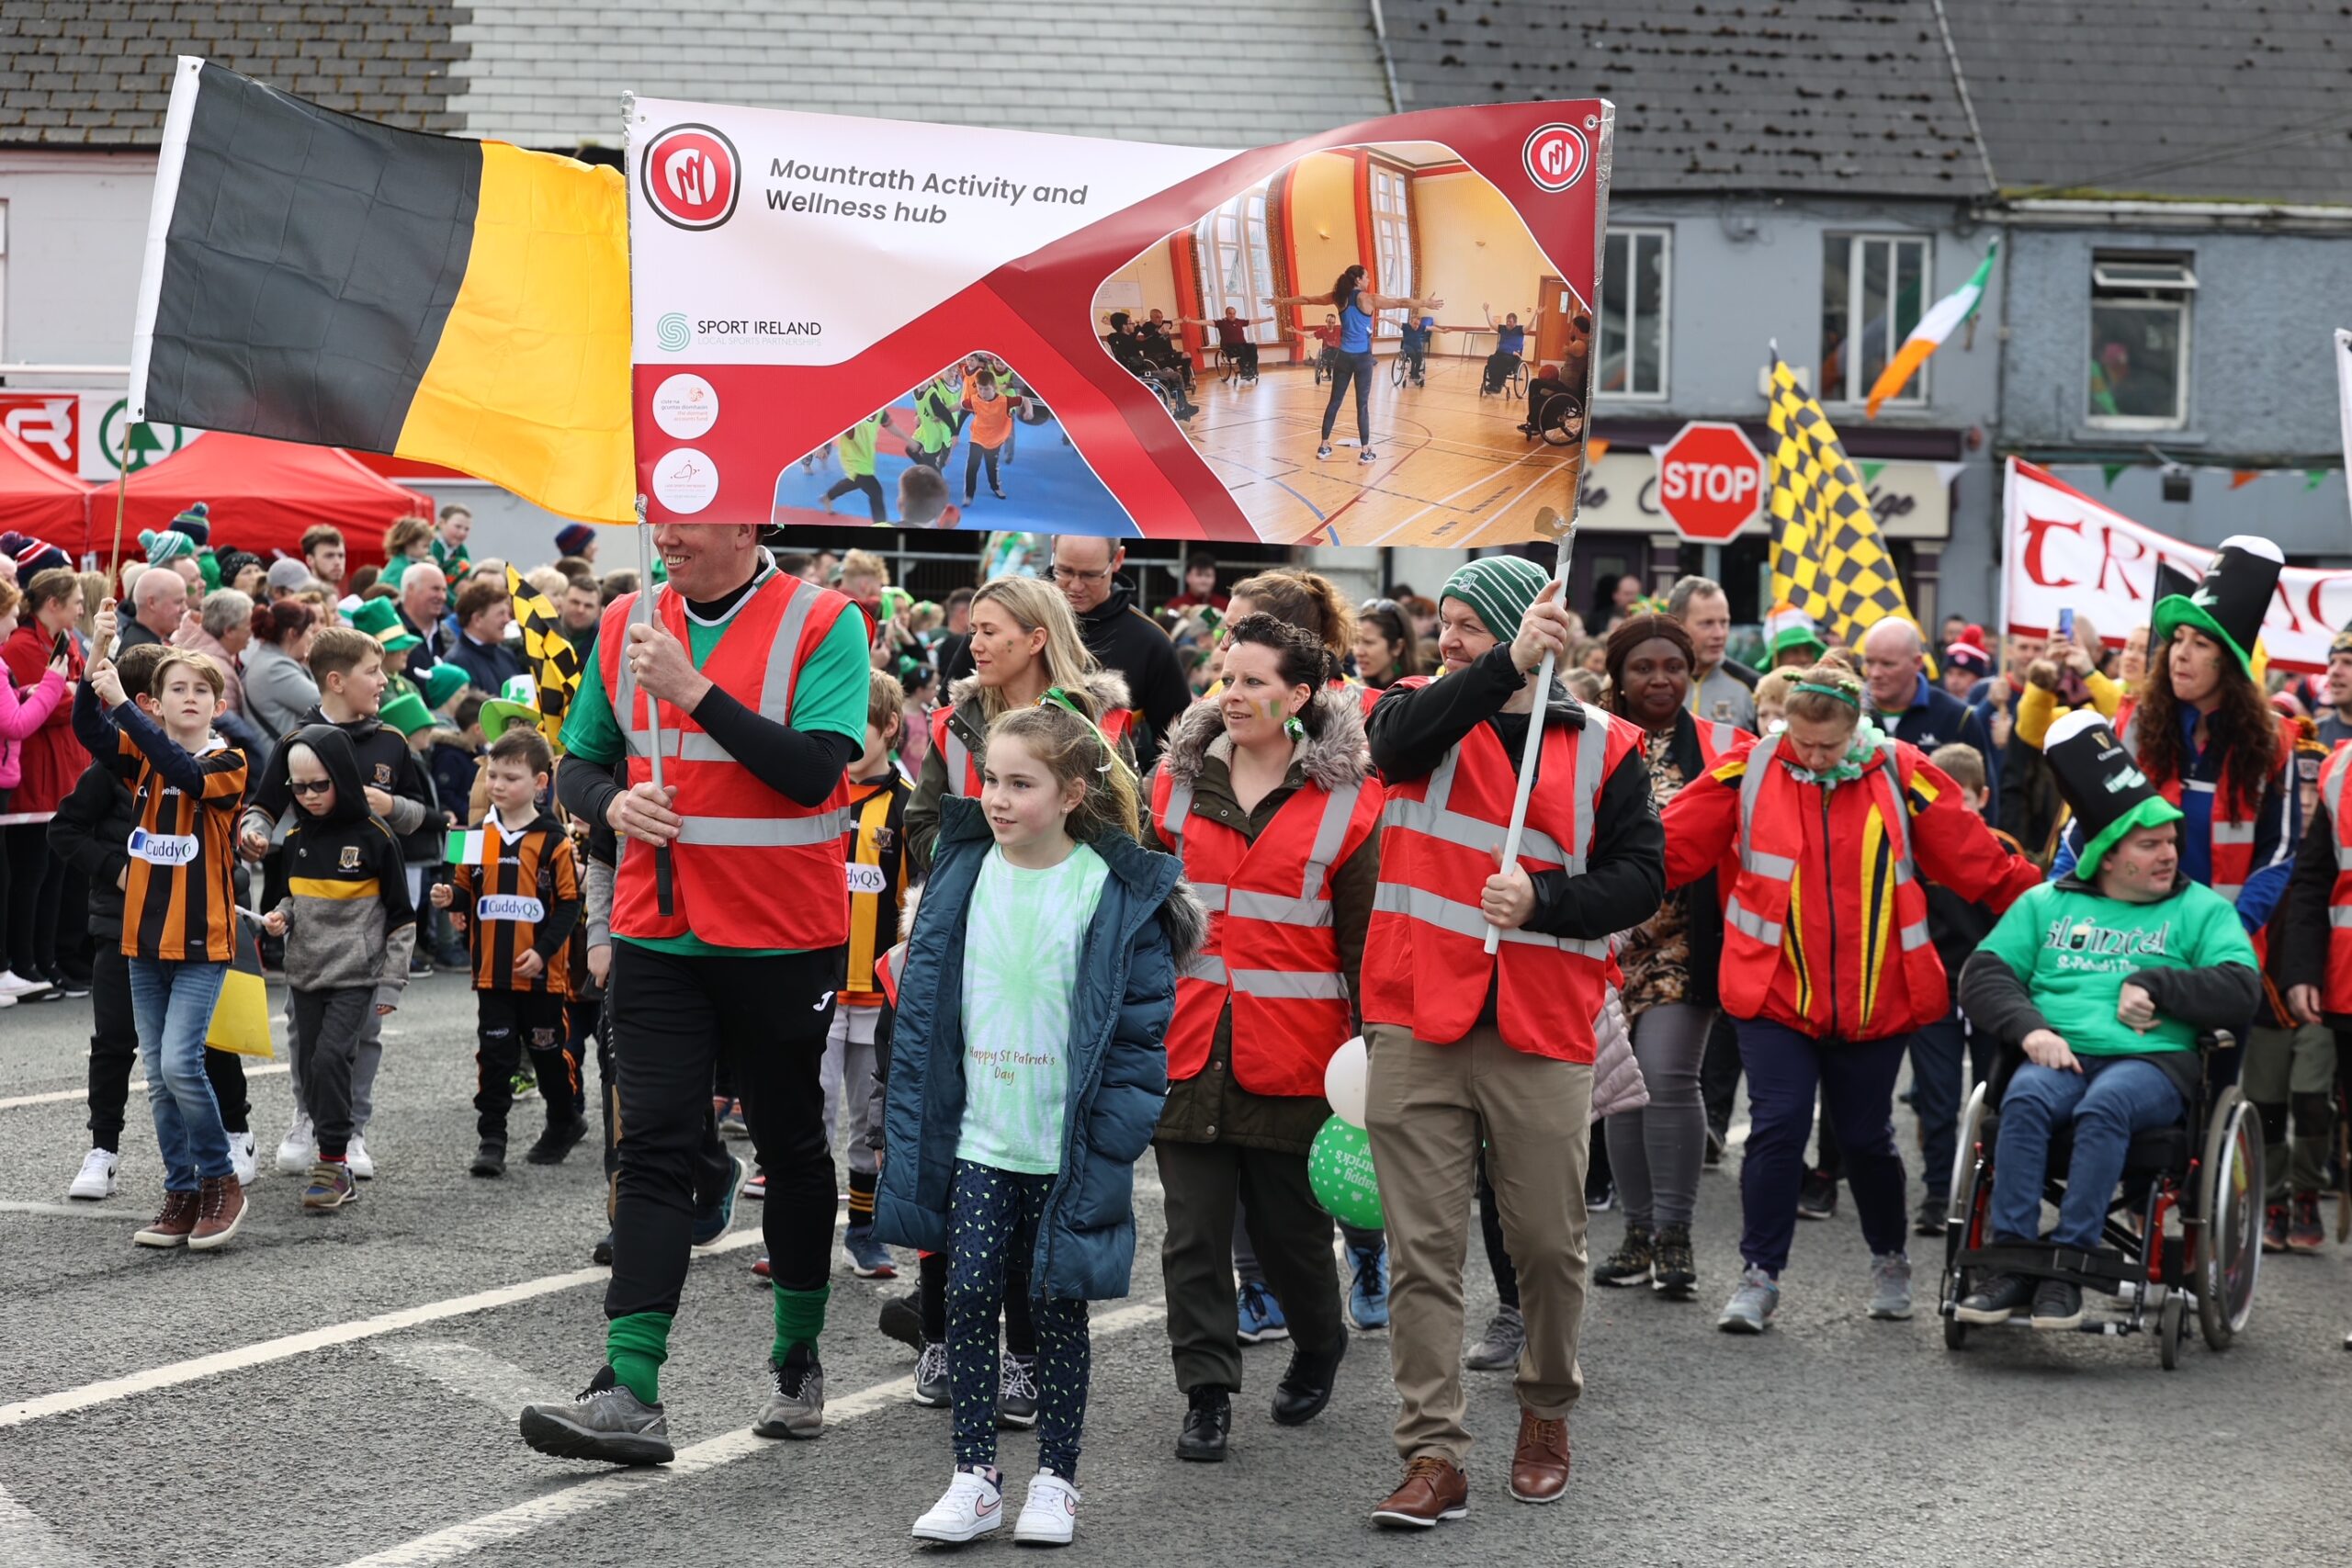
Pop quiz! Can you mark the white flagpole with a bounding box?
[2335,328,2352,539]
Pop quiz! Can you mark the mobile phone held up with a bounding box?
[2056,607,2075,640]
[51,630,69,661]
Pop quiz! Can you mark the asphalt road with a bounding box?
[1,972,2347,1568]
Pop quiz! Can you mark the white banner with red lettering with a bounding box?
[2003,457,2344,673]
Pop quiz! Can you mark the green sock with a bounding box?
[772,1283,831,1366]
[605,1311,673,1405]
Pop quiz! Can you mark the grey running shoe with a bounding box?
[519,1366,673,1465]
[1464,1304,1524,1371]
[1717,1265,1780,1334]
[1868,1252,1914,1321]
[754,1345,825,1438]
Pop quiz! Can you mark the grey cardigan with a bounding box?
[243,639,321,753]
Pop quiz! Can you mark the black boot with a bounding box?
[1177,1384,1231,1461]
[1270,1336,1346,1427]
[470,1140,507,1178]
[527,1114,589,1166]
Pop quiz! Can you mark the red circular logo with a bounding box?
[1522,123,1590,193]
[640,123,741,231]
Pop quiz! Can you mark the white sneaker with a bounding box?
[68,1147,119,1201]
[910,1469,1005,1543]
[1013,1471,1080,1547]
[345,1135,375,1180]
[0,968,51,998]
[277,1116,316,1175]
[228,1130,258,1188]
[0,991,16,1009]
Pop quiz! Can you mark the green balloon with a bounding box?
[1307,1115,1384,1230]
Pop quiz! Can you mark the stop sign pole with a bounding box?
[1656,420,1768,547]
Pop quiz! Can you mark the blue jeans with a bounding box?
[130,957,232,1191]
[1736,1019,1913,1274]
[1908,1009,1991,1205]
[1990,1056,2185,1248]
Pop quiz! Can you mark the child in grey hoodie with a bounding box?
[262,724,415,1211]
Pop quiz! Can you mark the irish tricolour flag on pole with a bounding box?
[1866,242,1996,418]
[447,829,489,866]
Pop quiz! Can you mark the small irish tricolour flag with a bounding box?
[447,828,489,865]
[1866,242,1996,418]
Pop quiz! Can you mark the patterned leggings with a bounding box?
[948,1159,1090,1481]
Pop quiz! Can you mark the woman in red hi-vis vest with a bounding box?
[1357,556,1662,1530]
[1660,663,2039,1341]
[906,574,1133,874]
[1144,614,1383,1461]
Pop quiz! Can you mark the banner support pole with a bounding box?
[1485,506,1577,955]
[635,502,675,918]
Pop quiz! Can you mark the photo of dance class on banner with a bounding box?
[628,98,1608,547]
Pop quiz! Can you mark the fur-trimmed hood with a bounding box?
[1159,875,1208,973]
[946,665,1133,728]
[1158,682,1370,795]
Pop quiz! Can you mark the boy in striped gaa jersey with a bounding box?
[432,725,583,1178]
[75,607,252,1250]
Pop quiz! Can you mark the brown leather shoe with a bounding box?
[1510,1409,1571,1504]
[133,1190,200,1248]
[1371,1455,1469,1529]
[188,1174,246,1251]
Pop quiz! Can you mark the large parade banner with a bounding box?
[2004,456,2348,672]
[627,98,1610,547]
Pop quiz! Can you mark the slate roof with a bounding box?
[0,1,469,145]
[1942,1,2352,205]
[445,0,1393,151]
[1385,0,1992,197]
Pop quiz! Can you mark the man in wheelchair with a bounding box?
[1952,710,2260,1328]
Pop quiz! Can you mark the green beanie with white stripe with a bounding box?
[1441,554,1551,642]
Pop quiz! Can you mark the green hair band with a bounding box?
[1039,686,1138,784]
[1794,681,1860,705]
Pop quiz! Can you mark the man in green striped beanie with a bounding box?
[1357,549,1666,1529]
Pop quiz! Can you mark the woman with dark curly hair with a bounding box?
[1586,613,1749,1302]
[2054,537,2293,924]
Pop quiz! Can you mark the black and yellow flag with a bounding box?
[507,567,582,750]
[128,56,632,524]
[1765,359,1917,651]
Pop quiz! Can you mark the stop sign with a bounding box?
[1656,421,1767,543]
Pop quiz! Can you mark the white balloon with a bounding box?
[1323,1035,1370,1127]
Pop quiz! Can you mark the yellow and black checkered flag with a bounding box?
[1766,358,1917,652]
[506,566,582,751]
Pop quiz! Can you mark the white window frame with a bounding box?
[1597,226,1670,400]
[1369,164,1412,339]
[1194,187,1279,346]
[1823,233,1932,407]
[2087,255,2195,432]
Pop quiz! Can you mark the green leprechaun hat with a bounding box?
[379,689,436,737]
[347,595,421,655]
[478,674,542,746]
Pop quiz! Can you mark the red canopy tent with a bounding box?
[0,424,94,550]
[95,433,430,572]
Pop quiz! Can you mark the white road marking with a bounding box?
[332,1299,1169,1568]
[375,1340,551,1416]
[0,1480,102,1568]
[0,1228,768,1430]
[0,1063,289,1111]
[0,1200,137,1222]
[1726,1119,1751,1150]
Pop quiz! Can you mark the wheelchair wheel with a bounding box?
[1390,355,1409,389]
[2195,1086,2261,1350]
[1949,1081,1989,1235]
[2158,1292,2187,1371]
[1510,359,1529,397]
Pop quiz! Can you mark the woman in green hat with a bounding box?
[2052,536,2292,928]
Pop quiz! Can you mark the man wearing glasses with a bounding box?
[1047,535,1193,769]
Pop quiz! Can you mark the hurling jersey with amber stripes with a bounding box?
[842,773,911,1004]
[452,810,582,997]
[115,728,249,963]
